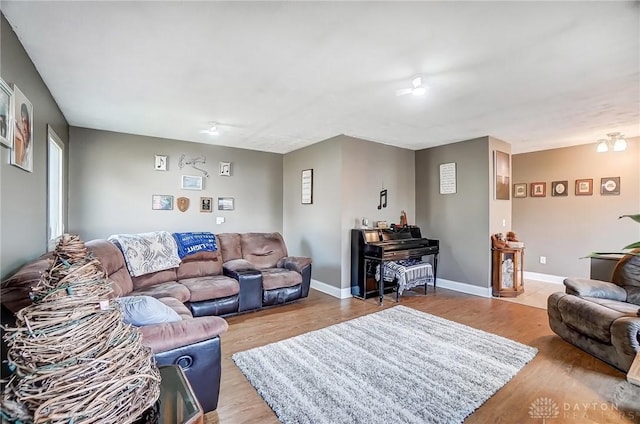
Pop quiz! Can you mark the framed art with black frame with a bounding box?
[552,181,568,197]
[301,169,313,204]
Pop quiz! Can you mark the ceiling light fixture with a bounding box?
[396,77,428,97]
[200,123,219,136]
[596,132,627,153]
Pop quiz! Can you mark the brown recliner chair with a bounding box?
[219,232,312,307]
[548,252,640,372]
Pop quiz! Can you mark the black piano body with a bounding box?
[350,226,439,301]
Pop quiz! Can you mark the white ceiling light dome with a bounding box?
[200,123,219,136]
[396,77,429,97]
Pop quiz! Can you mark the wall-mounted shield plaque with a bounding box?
[177,197,190,212]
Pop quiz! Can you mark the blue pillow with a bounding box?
[116,295,181,326]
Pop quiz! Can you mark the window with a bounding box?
[48,126,64,249]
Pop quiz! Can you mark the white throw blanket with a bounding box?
[108,231,181,277]
[375,261,433,295]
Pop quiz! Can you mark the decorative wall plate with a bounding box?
[177,197,190,212]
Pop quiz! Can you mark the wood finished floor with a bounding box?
[204,288,640,424]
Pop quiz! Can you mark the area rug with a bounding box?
[232,305,538,424]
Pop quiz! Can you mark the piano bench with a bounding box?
[376,261,434,301]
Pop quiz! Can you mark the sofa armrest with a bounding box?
[223,258,258,273]
[154,336,222,413]
[277,256,312,273]
[611,317,640,371]
[564,277,627,301]
[139,316,228,354]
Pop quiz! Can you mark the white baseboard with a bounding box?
[311,278,496,299]
[310,279,353,299]
[435,278,492,298]
[523,271,566,285]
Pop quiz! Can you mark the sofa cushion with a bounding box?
[179,276,240,302]
[86,239,134,297]
[261,268,302,291]
[223,259,258,272]
[557,295,630,344]
[177,254,222,280]
[240,233,288,269]
[583,297,640,316]
[181,250,221,263]
[217,233,242,261]
[117,295,182,326]
[132,268,178,290]
[157,296,194,320]
[131,281,191,303]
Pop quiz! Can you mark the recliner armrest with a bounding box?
[140,315,228,354]
[277,256,312,273]
[154,336,222,413]
[564,277,627,301]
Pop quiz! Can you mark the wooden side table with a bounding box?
[159,365,204,424]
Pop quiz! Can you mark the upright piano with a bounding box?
[350,226,439,303]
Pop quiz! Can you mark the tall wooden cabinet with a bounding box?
[491,247,524,297]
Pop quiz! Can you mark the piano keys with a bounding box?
[350,226,439,303]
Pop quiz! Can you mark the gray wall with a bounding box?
[340,136,415,288]
[283,134,416,290]
[283,136,343,286]
[69,127,283,240]
[415,137,491,288]
[0,13,69,279]
[512,137,640,278]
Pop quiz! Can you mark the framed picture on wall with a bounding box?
[218,197,234,211]
[494,150,510,200]
[152,195,174,210]
[575,179,593,196]
[530,182,546,197]
[154,155,167,171]
[10,84,33,172]
[551,181,568,197]
[0,78,13,148]
[200,197,213,212]
[600,177,620,195]
[301,169,313,204]
[513,183,527,198]
[181,175,203,190]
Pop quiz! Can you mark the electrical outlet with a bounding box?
[502,219,506,227]
[540,256,546,264]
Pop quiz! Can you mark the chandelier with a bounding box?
[596,132,627,153]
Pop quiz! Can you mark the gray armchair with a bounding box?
[548,252,640,372]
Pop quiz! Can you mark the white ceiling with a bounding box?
[2,1,639,154]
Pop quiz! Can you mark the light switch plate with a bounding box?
[216,216,225,224]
